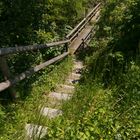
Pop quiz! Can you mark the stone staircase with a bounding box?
[25,58,84,139]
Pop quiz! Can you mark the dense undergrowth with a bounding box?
[0,0,98,139]
[0,0,140,139]
[0,56,73,140]
[0,0,90,99]
[43,0,140,139]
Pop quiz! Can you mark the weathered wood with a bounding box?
[0,40,70,56]
[64,42,69,52]
[0,52,69,92]
[0,3,101,93]
[138,40,140,54]
[0,4,100,57]
[66,3,101,40]
[0,57,16,98]
[69,26,93,54]
[69,17,92,43]
[68,6,100,43]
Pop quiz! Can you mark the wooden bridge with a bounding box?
[0,3,101,96]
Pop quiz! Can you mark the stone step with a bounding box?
[40,107,62,118]
[49,92,72,101]
[67,79,80,85]
[57,84,75,94]
[73,66,83,70]
[66,73,81,85]
[25,124,47,139]
[71,73,81,79]
[73,62,83,69]
[46,97,62,109]
[74,61,83,65]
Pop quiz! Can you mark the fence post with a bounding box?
[0,56,16,100]
[138,40,140,54]
[65,42,69,52]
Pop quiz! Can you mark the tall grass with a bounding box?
[44,61,140,139]
[0,56,73,140]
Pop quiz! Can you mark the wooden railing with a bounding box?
[0,3,101,95]
[0,40,70,56]
[66,3,100,42]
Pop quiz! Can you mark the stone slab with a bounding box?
[40,107,62,118]
[73,64,83,70]
[60,85,75,90]
[71,73,81,79]
[25,124,47,139]
[68,79,79,84]
[57,84,75,94]
[49,92,72,101]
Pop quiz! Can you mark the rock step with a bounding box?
[57,84,75,94]
[74,60,83,65]
[40,107,62,118]
[71,73,81,79]
[73,62,83,69]
[60,84,74,90]
[67,79,80,85]
[25,124,47,139]
[46,97,62,108]
[49,92,72,101]
[73,65,83,70]
[66,73,81,85]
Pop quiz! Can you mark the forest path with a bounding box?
[25,57,84,139]
[24,4,100,139]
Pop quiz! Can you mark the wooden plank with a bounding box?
[66,3,101,39]
[70,26,93,54]
[86,3,101,20]
[0,52,69,92]
[0,81,11,92]
[68,6,100,43]
[69,6,101,54]
[0,40,70,56]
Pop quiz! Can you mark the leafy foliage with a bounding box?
[0,0,89,98]
[0,0,139,139]
[0,57,73,140]
[87,0,140,86]
[0,1,90,139]
[42,0,140,139]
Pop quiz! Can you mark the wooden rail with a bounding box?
[66,3,101,42]
[0,3,101,95]
[0,40,70,56]
[0,52,69,92]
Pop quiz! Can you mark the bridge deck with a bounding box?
[69,25,92,54]
[69,10,100,54]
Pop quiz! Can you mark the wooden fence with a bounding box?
[0,3,101,95]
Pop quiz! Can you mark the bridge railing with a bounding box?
[0,3,101,95]
[66,3,101,42]
[0,40,70,56]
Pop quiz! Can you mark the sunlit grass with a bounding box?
[0,56,73,140]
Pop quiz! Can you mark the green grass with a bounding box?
[43,61,140,140]
[0,56,73,140]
